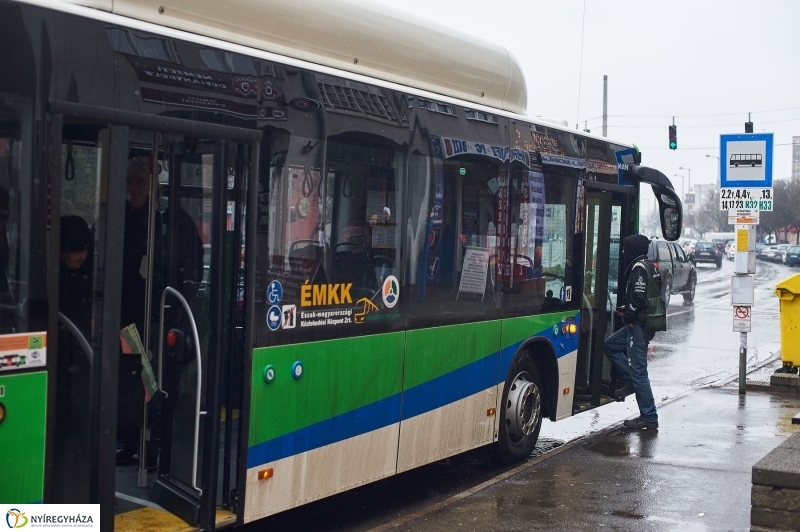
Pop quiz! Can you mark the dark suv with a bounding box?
[647,239,697,306]
[694,240,723,268]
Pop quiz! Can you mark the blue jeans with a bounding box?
[605,322,657,423]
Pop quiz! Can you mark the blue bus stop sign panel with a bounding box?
[720,133,773,187]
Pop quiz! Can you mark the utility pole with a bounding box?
[602,75,608,137]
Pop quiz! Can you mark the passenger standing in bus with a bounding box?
[59,215,93,335]
[604,234,661,430]
[117,156,204,467]
[0,186,16,333]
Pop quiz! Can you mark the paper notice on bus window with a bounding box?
[0,332,47,373]
[457,247,491,301]
[371,225,396,249]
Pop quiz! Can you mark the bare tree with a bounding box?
[696,189,727,236]
[757,179,800,242]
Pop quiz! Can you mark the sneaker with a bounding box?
[623,417,659,430]
[614,384,635,400]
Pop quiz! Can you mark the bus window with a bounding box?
[407,150,505,327]
[504,163,576,316]
[261,128,405,344]
[326,135,401,303]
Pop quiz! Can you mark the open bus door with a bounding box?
[47,102,258,531]
[573,167,681,412]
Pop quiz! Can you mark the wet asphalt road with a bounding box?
[243,258,796,532]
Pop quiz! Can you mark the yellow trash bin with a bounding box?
[775,274,800,368]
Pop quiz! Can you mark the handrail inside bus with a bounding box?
[157,286,205,496]
[58,311,93,365]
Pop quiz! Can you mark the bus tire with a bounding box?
[497,355,542,464]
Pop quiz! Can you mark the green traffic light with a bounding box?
[669,141,677,150]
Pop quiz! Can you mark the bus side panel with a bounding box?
[499,312,580,422]
[0,371,47,504]
[243,332,404,523]
[397,321,501,473]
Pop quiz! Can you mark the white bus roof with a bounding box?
[72,0,528,115]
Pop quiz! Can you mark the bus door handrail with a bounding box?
[58,311,93,365]
[157,286,205,496]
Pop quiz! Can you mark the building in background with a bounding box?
[793,136,800,180]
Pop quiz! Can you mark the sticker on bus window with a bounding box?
[381,276,399,308]
[0,332,47,373]
[565,286,572,302]
[299,308,353,327]
[282,305,296,329]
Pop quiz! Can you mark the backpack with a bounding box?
[635,260,667,333]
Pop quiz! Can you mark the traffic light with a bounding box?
[745,121,753,133]
[668,125,677,150]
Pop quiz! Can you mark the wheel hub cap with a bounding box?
[505,374,540,441]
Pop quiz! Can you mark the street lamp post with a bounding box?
[705,155,720,189]
[673,173,685,202]
[678,166,691,197]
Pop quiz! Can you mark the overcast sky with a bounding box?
[373,0,800,198]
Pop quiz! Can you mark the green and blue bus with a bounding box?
[0,0,682,529]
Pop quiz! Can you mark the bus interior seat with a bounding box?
[332,242,376,298]
[289,239,327,284]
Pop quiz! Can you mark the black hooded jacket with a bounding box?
[621,235,661,324]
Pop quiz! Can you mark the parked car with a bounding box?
[647,239,697,306]
[785,246,800,267]
[694,240,722,268]
[773,244,792,264]
[681,239,697,256]
[726,243,736,260]
[712,239,728,256]
[758,244,777,261]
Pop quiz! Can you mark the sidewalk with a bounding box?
[382,387,800,532]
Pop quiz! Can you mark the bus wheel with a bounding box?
[498,356,542,463]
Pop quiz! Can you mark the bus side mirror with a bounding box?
[655,191,682,242]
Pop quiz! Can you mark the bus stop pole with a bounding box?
[739,332,747,395]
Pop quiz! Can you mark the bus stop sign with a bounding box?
[720,133,773,188]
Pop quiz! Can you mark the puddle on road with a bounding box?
[530,438,565,457]
[610,509,645,520]
[585,438,631,457]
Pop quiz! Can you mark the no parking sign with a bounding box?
[733,305,751,332]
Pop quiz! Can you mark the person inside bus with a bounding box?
[604,234,660,431]
[117,156,204,467]
[0,186,17,334]
[59,215,93,336]
[56,215,94,483]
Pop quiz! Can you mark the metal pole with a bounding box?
[739,332,747,395]
[139,135,160,486]
[602,75,608,138]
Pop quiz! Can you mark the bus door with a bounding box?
[47,103,259,530]
[143,134,253,529]
[573,183,630,412]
